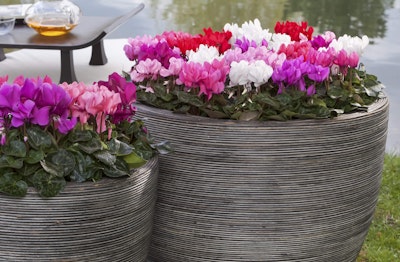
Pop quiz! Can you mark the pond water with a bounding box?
[3,0,400,153]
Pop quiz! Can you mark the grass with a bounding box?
[357,154,400,262]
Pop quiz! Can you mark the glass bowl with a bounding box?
[24,0,81,37]
[0,17,16,36]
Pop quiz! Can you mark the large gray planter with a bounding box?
[136,98,389,262]
[0,157,158,262]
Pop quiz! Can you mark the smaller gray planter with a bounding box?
[0,157,158,262]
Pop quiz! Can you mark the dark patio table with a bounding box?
[0,3,144,83]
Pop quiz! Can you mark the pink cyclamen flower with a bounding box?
[79,84,122,133]
[130,58,162,82]
[198,59,230,100]
[160,57,185,77]
[0,75,8,86]
[178,61,208,89]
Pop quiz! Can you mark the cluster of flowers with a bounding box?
[124,19,369,100]
[0,73,136,144]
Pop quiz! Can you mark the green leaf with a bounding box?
[238,111,260,121]
[31,170,66,197]
[202,108,228,119]
[153,84,174,98]
[68,151,94,182]
[25,149,45,164]
[309,97,327,107]
[26,126,53,150]
[77,137,103,154]
[41,149,75,177]
[253,93,280,109]
[17,163,41,177]
[103,158,130,177]
[1,140,26,157]
[94,150,116,166]
[107,138,133,156]
[173,105,191,113]
[176,90,204,107]
[281,109,298,119]
[68,129,94,143]
[276,93,293,105]
[327,86,348,99]
[0,155,24,169]
[123,152,147,169]
[0,173,28,197]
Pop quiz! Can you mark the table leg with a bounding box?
[0,48,5,61]
[60,50,77,83]
[89,40,108,65]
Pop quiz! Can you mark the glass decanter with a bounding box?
[25,0,81,36]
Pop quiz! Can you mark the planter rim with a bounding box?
[137,97,389,127]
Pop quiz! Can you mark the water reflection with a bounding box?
[152,0,287,33]
[286,0,394,38]
[146,0,393,40]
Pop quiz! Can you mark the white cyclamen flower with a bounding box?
[224,22,242,44]
[229,60,251,86]
[224,19,272,46]
[187,44,221,64]
[329,34,369,56]
[229,60,273,88]
[269,33,292,51]
[248,60,273,87]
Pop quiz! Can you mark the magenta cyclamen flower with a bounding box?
[0,81,40,128]
[137,41,181,68]
[98,73,137,124]
[0,77,76,133]
[0,82,21,118]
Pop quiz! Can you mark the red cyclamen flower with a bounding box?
[274,21,314,41]
[201,28,232,54]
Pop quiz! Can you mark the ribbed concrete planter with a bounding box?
[0,157,158,262]
[137,98,389,262]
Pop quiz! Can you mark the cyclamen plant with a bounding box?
[123,19,384,120]
[0,74,165,197]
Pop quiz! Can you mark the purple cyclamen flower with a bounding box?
[34,81,72,117]
[235,37,258,52]
[272,57,313,93]
[11,99,35,127]
[54,112,78,134]
[0,83,21,113]
[308,64,330,82]
[306,84,316,96]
